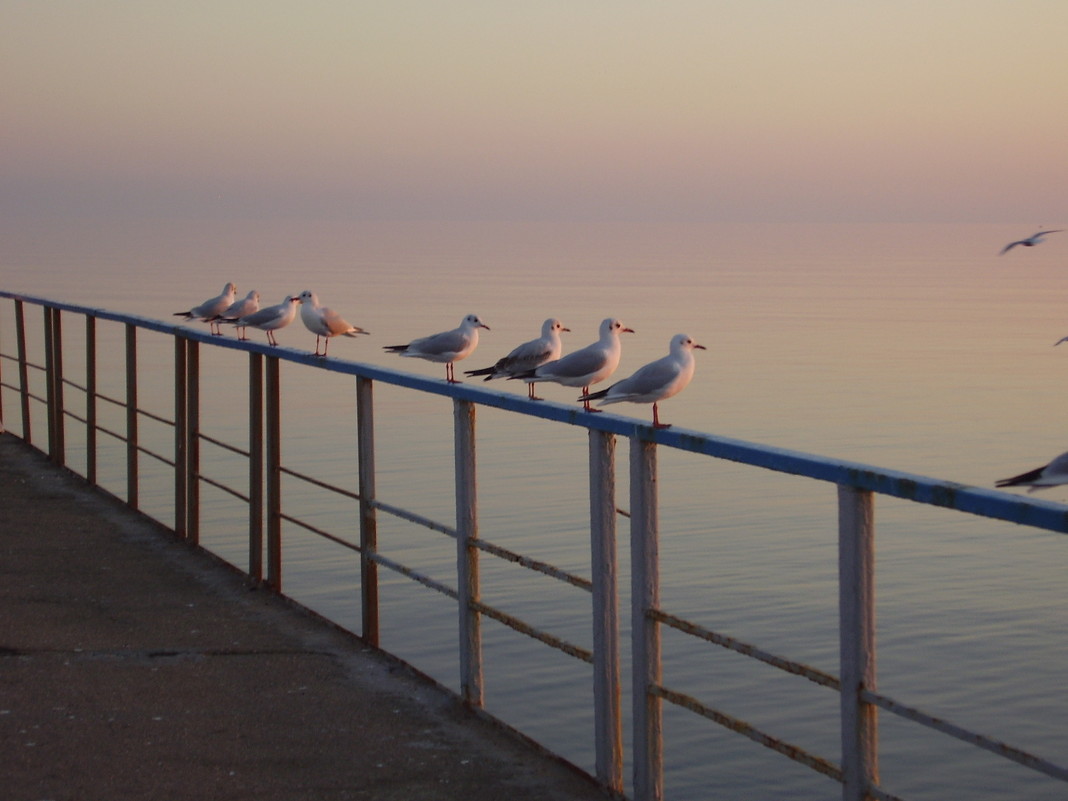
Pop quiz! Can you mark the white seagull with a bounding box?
[996,450,1068,492]
[579,333,705,429]
[999,229,1063,255]
[464,318,570,399]
[383,314,490,382]
[174,282,237,336]
[213,290,260,341]
[228,295,300,346]
[510,317,634,411]
[297,290,370,357]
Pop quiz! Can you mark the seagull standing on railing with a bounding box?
[578,333,705,429]
[297,290,370,357]
[510,317,633,411]
[464,318,569,399]
[212,290,260,341]
[995,450,1068,492]
[383,314,490,383]
[227,295,299,346]
[174,282,237,336]
[999,229,1063,255]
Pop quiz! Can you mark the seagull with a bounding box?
[297,290,370,357]
[510,317,634,411]
[999,229,1063,255]
[212,290,260,341]
[174,282,237,336]
[383,314,490,382]
[578,333,705,429]
[228,295,299,346]
[996,450,1068,492]
[464,318,570,399]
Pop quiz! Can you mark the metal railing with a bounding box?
[2,289,1067,801]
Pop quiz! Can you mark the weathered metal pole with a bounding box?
[454,398,483,707]
[125,323,138,509]
[589,429,624,793]
[186,340,200,546]
[356,376,379,646]
[838,484,879,801]
[174,337,188,538]
[14,300,31,443]
[248,352,264,582]
[265,356,282,591]
[630,437,663,801]
[85,316,97,484]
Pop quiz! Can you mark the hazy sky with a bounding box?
[3,1,1066,223]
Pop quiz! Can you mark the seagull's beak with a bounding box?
[623,327,635,334]
[694,343,707,350]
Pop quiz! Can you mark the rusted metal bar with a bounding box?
[43,307,57,461]
[839,485,878,801]
[630,436,662,801]
[454,398,483,708]
[265,355,282,591]
[356,375,379,646]
[51,309,64,465]
[85,315,97,484]
[125,323,138,509]
[174,337,188,538]
[248,352,263,583]
[589,429,623,793]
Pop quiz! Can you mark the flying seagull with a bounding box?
[999,229,1062,255]
[578,333,705,429]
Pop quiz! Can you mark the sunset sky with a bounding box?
[3,1,1066,223]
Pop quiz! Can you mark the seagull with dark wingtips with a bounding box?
[174,282,237,336]
[578,333,705,429]
[510,317,634,411]
[213,290,260,341]
[996,450,1068,492]
[464,318,569,399]
[384,314,490,383]
[228,295,299,346]
[999,229,1063,255]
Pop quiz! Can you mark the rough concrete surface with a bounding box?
[0,433,614,801]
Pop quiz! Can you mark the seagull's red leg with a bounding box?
[652,403,671,429]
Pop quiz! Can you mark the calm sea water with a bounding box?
[3,218,1068,799]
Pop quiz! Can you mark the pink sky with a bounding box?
[3,2,1066,223]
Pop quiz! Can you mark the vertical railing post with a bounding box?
[265,355,282,591]
[125,323,139,509]
[186,340,200,546]
[838,484,879,801]
[248,352,264,583]
[454,398,483,707]
[85,315,97,484]
[44,307,64,463]
[589,429,623,793]
[174,337,188,538]
[630,436,663,801]
[356,376,379,646]
[14,300,31,443]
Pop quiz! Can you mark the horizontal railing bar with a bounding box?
[862,688,1068,782]
[372,498,458,537]
[653,684,855,789]
[136,444,175,468]
[278,511,360,553]
[279,465,360,501]
[4,289,1068,534]
[61,376,88,393]
[471,598,593,663]
[199,432,250,458]
[198,474,251,504]
[94,391,126,409]
[653,609,840,690]
[369,550,458,599]
[138,408,175,427]
[475,539,593,592]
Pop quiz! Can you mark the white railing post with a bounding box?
[631,437,663,801]
[838,484,879,801]
[357,376,379,646]
[590,429,624,793]
[454,398,483,707]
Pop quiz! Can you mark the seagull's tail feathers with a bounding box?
[343,328,370,338]
[507,369,536,381]
[996,466,1046,489]
[383,344,409,354]
[463,365,498,379]
[578,387,610,403]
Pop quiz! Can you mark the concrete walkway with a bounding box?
[0,433,613,801]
